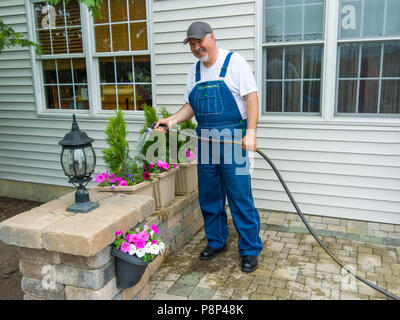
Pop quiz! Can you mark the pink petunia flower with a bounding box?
[144,165,147,171]
[163,162,170,170]
[138,231,149,242]
[95,174,105,183]
[115,230,123,237]
[156,160,164,168]
[151,224,160,235]
[109,173,117,184]
[134,238,146,249]
[118,179,128,186]
[110,184,115,190]
[120,241,131,253]
[151,240,158,245]
[173,163,177,169]
[149,162,154,169]
[143,171,150,180]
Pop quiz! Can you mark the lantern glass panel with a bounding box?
[85,146,95,174]
[73,148,87,177]
[61,148,75,176]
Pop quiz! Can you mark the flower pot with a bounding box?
[153,167,179,209]
[175,162,198,195]
[90,179,156,197]
[112,247,153,289]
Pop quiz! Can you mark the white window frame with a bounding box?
[25,0,155,121]
[255,0,400,126]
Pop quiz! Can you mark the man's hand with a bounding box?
[242,128,257,151]
[155,117,177,133]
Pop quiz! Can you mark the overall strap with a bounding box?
[195,61,201,82]
[219,51,234,78]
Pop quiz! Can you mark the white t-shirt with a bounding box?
[184,48,258,120]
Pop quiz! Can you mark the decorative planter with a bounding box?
[112,247,153,289]
[90,179,156,197]
[153,167,179,209]
[175,162,198,195]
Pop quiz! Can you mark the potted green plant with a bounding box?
[112,224,165,289]
[91,110,156,195]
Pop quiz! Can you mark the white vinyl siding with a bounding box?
[0,0,399,225]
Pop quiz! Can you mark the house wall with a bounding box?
[0,0,399,224]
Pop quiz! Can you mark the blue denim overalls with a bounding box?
[188,52,263,256]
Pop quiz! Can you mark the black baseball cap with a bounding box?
[183,21,213,44]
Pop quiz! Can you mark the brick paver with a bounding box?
[149,210,400,300]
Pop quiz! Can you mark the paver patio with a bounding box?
[148,209,400,300]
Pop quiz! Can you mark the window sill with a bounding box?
[36,109,146,121]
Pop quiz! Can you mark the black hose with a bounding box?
[149,122,400,300]
[256,148,400,301]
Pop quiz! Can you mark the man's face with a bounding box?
[189,34,214,63]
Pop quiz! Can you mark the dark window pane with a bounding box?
[129,0,146,20]
[95,25,111,52]
[67,27,83,53]
[38,30,51,54]
[59,85,74,109]
[75,85,89,109]
[99,57,115,83]
[383,42,400,77]
[44,85,59,109]
[360,43,381,78]
[266,82,282,112]
[42,60,57,84]
[57,59,72,83]
[110,0,128,22]
[266,48,283,79]
[112,23,129,51]
[94,0,109,23]
[304,46,322,79]
[134,55,151,82]
[303,81,320,112]
[339,44,359,78]
[358,80,378,113]
[117,84,134,110]
[116,56,133,83]
[285,47,302,79]
[130,22,148,51]
[136,84,152,110]
[51,29,67,54]
[73,58,87,83]
[285,81,301,112]
[65,0,81,26]
[338,80,357,113]
[101,84,117,110]
[381,80,400,114]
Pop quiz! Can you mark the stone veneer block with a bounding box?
[0,210,67,249]
[60,245,112,269]
[64,277,120,300]
[42,214,116,257]
[18,247,61,264]
[98,193,155,222]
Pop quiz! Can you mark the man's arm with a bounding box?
[155,103,195,132]
[242,91,259,151]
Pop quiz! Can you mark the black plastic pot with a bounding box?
[112,247,153,289]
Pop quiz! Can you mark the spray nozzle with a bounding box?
[146,122,169,133]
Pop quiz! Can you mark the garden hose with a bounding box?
[147,122,400,300]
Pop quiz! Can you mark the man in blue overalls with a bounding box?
[156,21,263,272]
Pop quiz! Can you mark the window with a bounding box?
[337,0,400,115]
[32,0,151,112]
[262,0,325,114]
[34,1,89,110]
[262,0,400,117]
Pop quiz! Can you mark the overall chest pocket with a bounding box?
[195,84,223,115]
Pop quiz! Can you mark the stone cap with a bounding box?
[0,190,155,257]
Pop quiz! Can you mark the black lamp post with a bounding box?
[59,114,99,213]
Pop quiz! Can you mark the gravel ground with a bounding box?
[0,197,42,300]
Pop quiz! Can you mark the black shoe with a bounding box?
[199,245,227,260]
[241,255,258,273]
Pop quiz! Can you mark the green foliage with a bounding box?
[102,110,130,175]
[0,20,41,55]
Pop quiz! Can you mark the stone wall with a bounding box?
[0,189,202,300]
